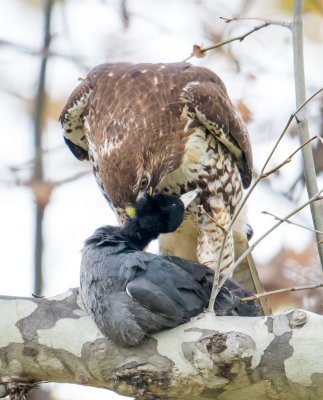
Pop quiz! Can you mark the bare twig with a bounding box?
[184,19,290,62]
[220,16,291,29]
[292,0,323,268]
[231,89,322,236]
[52,170,90,187]
[198,204,229,300]
[261,88,323,173]
[198,205,228,234]
[262,135,323,178]
[0,38,89,70]
[262,210,323,236]
[209,190,323,309]
[16,171,90,190]
[241,282,323,302]
[9,145,66,172]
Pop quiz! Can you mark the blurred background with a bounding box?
[0,0,322,398]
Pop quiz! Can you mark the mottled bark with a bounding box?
[0,289,323,399]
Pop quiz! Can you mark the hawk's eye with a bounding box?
[140,175,150,190]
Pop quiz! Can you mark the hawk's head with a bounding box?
[95,138,182,222]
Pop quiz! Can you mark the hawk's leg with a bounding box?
[197,198,234,273]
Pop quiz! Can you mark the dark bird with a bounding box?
[80,191,260,347]
[60,62,253,273]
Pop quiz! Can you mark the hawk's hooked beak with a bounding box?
[125,206,136,217]
[127,187,153,217]
[180,190,199,209]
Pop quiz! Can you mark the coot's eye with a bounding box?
[140,175,150,190]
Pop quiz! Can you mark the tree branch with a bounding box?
[0,289,323,399]
[262,210,323,236]
[241,282,323,302]
[292,0,323,268]
[220,16,292,28]
[0,38,89,71]
[184,18,291,61]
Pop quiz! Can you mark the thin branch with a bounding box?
[184,19,290,62]
[231,89,322,235]
[51,170,90,187]
[8,145,66,172]
[220,16,291,29]
[292,0,323,268]
[262,135,323,178]
[209,190,323,307]
[261,88,322,173]
[198,205,228,234]
[262,211,323,236]
[198,205,229,302]
[0,38,89,70]
[15,171,90,190]
[241,282,323,302]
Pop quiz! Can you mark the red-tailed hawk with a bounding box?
[59,62,252,273]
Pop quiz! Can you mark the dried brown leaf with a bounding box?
[192,44,206,58]
[236,100,252,123]
[246,72,257,80]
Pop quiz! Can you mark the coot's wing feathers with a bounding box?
[126,276,185,320]
[161,255,214,281]
[162,255,260,316]
[119,252,147,284]
[124,251,208,318]
[126,252,209,294]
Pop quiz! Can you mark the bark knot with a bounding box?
[112,367,170,394]
[206,332,227,354]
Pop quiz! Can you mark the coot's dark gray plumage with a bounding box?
[80,192,259,347]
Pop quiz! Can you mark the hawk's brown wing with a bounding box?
[180,74,252,188]
[59,77,93,161]
[59,63,252,189]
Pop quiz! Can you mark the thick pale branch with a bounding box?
[0,289,323,400]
